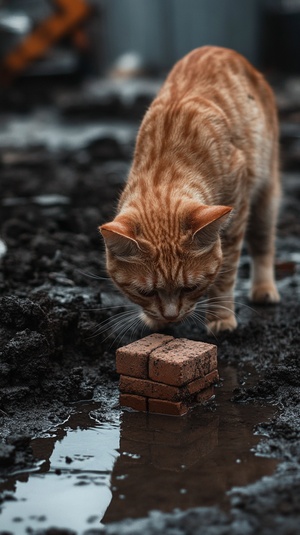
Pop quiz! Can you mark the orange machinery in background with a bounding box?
[0,0,91,84]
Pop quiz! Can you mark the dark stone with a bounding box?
[0,444,15,467]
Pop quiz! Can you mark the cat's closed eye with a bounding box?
[181,285,198,294]
[137,288,157,298]
[138,286,199,297]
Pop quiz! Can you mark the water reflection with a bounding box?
[0,365,278,533]
[0,404,120,533]
[104,365,277,522]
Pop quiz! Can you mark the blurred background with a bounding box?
[0,0,299,241]
[0,0,299,178]
[1,0,300,91]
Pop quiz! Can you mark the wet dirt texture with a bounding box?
[0,77,300,534]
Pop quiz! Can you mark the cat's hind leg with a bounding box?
[246,172,281,304]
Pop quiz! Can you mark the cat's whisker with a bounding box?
[130,316,144,340]
[75,268,112,281]
[107,310,139,331]
[217,267,236,275]
[190,309,206,329]
[199,297,259,315]
[110,313,142,348]
[108,307,141,334]
[108,322,131,348]
[189,312,199,330]
[199,296,234,303]
[127,314,143,341]
[182,314,192,327]
[200,303,236,314]
[140,320,150,338]
[102,322,131,349]
[80,304,136,312]
[199,296,246,306]
[232,301,260,314]
[194,308,224,322]
[87,310,138,339]
[183,313,197,332]
[190,310,218,339]
[99,313,139,346]
[196,302,238,320]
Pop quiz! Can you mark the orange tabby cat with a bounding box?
[100,46,280,334]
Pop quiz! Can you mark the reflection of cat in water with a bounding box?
[101,46,280,334]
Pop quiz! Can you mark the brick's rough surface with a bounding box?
[119,369,219,402]
[116,333,174,378]
[186,369,219,396]
[117,335,218,415]
[148,398,190,416]
[149,339,217,386]
[119,393,147,412]
[120,375,179,401]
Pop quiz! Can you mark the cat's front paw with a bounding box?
[206,315,237,335]
[250,283,280,304]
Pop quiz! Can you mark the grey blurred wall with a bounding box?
[97,0,263,72]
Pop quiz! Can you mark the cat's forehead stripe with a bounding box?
[140,212,182,243]
[152,261,185,288]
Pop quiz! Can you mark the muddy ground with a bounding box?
[0,77,300,534]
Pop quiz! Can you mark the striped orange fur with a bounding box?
[100,46,280,334]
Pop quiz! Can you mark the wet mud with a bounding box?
[0,365,279,533]
[0,78,300,534]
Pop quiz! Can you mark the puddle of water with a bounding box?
[0,365,278,534]
[0,403,120,534]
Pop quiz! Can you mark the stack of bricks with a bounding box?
[117,333,218,416]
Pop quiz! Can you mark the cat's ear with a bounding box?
[99,216,140,259]
[190,205,233,248]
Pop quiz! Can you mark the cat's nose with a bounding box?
[162,304,179,322]
[162,312,179,322]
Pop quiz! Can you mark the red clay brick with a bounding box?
[116,333,174,379]
[119,393,147,412]
[119,369,219,402]
[149,339,217,386]
[148,398,190,416]
[119,375,179,401]
[186,369,219,396]
[196,385,215,403]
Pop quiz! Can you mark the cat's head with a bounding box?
[100,203,232,329]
